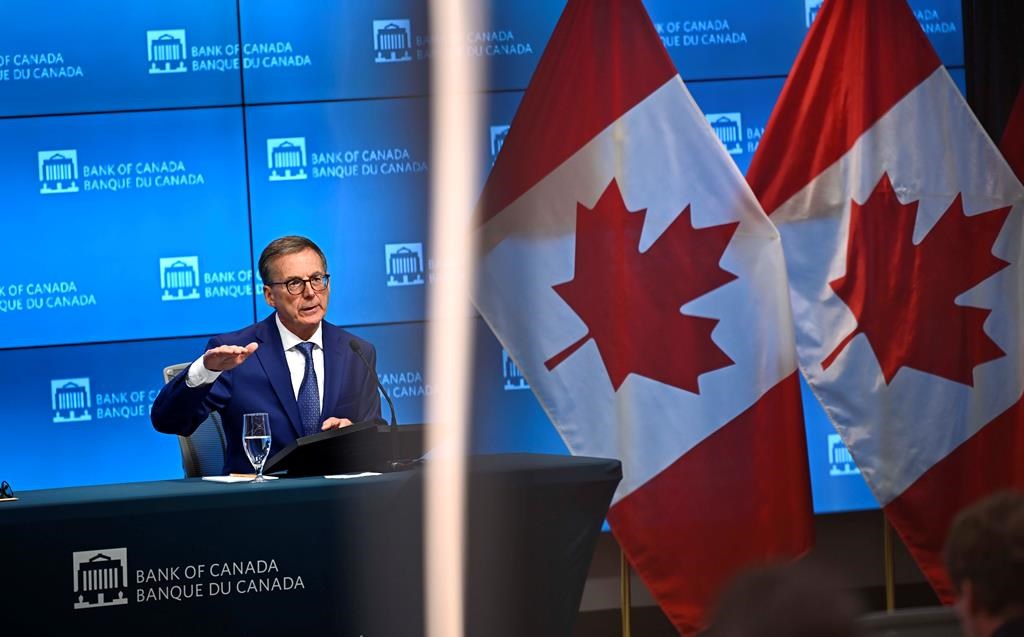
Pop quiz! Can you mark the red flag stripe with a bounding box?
[475,0,677,225]
[746,0,941,216]
[883,392,1024,602]
[608,372,813,634]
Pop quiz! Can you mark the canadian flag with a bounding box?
[747,0,1024,600]
[473,0,813,631]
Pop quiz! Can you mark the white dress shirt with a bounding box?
[186,315,326,408]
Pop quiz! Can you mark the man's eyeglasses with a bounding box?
[1,480,13,499]
[267,274,330,295]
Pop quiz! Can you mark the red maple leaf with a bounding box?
[822,172,1012,385]
[544,178,738,393]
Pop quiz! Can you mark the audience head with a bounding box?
[945,490,1024,637]
[705,560,862,637]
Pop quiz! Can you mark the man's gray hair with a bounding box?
[258,235,328,283]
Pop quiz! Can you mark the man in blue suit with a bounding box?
[152,235,382,474]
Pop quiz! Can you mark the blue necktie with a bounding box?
[295,342,320,436]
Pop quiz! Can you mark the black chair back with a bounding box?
[162,363,227,478]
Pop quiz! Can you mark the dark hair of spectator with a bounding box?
[944,490,1024,616]
[704,560,862,637]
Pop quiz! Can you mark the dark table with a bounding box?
[0,453,620,636]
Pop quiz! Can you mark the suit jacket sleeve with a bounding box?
[150,337,233,436]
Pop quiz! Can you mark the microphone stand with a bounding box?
[349,339,418,472]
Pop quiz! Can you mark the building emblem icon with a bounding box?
[385,243,425,287]
[147,29,188,74]
[706,113,743,155]
[827,434,861,476]
[73,548,129,609]
[266,138,308,181]
[373,19,413,63]
[490,125,510,164]
[805,0,823,27]
[160,256,201,301]
[502,349,529,391]
[52,378,92,423]
[38,150,80,195]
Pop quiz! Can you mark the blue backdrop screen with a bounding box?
[245,98,432,325]
[0,1,242,116]
[0,108,253,348]
[0,0,966,514]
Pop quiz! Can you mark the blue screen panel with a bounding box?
[644,0,962,83]
[0,108,254,348]
[347,321,428,426]
[0,0,241,117]
[0,337,209,491]
[475,0,564,91]
[478,90,526,194]
[346,317,568,460]
[240,0,559,102]
[346,317,568,457]
[801,375,880,513]
[687,77,786,176]
[239,0,428,103]
[469,318,568,456]
[644,0,809,81]
[908,0,964,67]
[246,98,430,326]
[688,69,962,180]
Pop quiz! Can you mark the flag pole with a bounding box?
[883,515,896,612]
[424,1,481,636]
[620,547,632,637]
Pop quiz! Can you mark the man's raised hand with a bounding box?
[203,342,259,372]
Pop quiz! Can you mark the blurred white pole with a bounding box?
[425,1,481,637]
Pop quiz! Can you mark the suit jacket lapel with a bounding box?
[254,315,304,438]
[322,322,343,418]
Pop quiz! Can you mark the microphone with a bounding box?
[349,339,408,471]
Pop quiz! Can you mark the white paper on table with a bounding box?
[324,472,381,480]
[202,475,279,483]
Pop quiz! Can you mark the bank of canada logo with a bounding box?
[52,378,92,423]
[828,434,861,476]
[805,0,823,27]
[374,19,412,63]
[706,113,743,155]
[502,349,529,391]
[385,243,425,287]
[73,548,128,609]
[38,149,80,195]
[267,137,308,181]
[160,256,200,301]
[490,125,510,164]
[147,29,188,74]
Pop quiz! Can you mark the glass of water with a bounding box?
[242,412,272,482]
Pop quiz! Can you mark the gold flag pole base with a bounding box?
[620,547,633,637]
[883,514,896,612]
